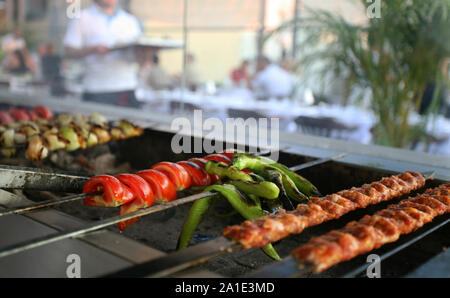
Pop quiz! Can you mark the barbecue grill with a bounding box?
[0,92,449,278]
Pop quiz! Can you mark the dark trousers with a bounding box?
[82,90,141,108]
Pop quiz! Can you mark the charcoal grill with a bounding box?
[0,91,449,278]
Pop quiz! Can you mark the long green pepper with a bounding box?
[177,184,281,260]
[230,154,320,197]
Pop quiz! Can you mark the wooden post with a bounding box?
[256,0,266,57]
[292,0,301,59]
[5,0,14,28]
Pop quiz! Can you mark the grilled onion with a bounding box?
[26,134,48,162]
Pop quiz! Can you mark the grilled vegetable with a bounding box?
[118,120,143,138]
[59,126,81,151]
[220,149,243,160]
[83,175,135,207]
[56,114,73,126]
[20,123,40,138]
[42,131,69,151]
[189,158,220,184]
[0,129,16,157]
[229,180,280,200]
[0,111,15,124]
[13,129,27,145]
[86,132,99,147]
[33,106,53,120]
[91,126,111,144]
[204,153,232,164]
[177,184,281,260]
[231,154,320,197]
[0,110,143,161]
[177,161,212,187]
[205,160,254,182]
[151,162,192,191]
[25,134,48,162]
[89,112,108,127]
[116,174,155,231]
[137,169,178,203]
[265,168,309,205]
[9,109,30,122]
[110,127,125,141]
[26,110,39,121]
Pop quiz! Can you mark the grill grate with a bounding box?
[0,127,448,277]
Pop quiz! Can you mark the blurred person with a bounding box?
[3,48,36,76]
[230,60,250,87]
[250,56,294,100]
[147,55,172,90]
[41,42,67,96]
[41,43,61,81]
[64,0,142,107]
[183,53,202,91]
[31,42,49,80]
[1,27,26,54]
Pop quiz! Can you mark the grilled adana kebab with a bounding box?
[0,112,143,161]
[292,183,450,273]
[223,171,427,249]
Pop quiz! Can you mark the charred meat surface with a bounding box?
[223,171,426,249]
[292,183,450,273]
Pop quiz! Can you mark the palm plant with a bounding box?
[267,0,450,149]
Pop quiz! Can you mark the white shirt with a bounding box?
[1,34,25,53]
[251,64,294,99]
[64,4,142,93]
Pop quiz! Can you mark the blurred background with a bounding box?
[0,0,449,155]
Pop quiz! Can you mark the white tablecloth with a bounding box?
[136,88,450,154]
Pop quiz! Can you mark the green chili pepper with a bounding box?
[231,154,320,197]
[205,161,254,182]
[248,172,265,183]
[257,156,321,197]
[262,198,284,214]
[229,155,309,205]
[229,180,279,200]
[177,194,217,250]
[264,168,295,210]
[231,155,267,173]
[268,169,309,204]
[177,184,281,260]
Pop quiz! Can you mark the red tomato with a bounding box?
[9,108,30,121]
[33,105,53,120]
[0,111,15,124]
[151,162,192,191]
[83,175,135,207]
[115,174,154,207]
[220,149,242,160]
[204,154,231,165]
[189,158,220,184]
[26,110,39,121]
[177,161,211,187]
[136,169,177,203]
[116,174,154,231]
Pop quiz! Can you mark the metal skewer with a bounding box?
[104,170,436,278]
[0,152,345,218]
[0,192,101,217]
[289,152,347,172]
[0,152,347,260]
[0,191,215,259]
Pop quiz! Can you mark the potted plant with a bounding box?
[266,0,450,149]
